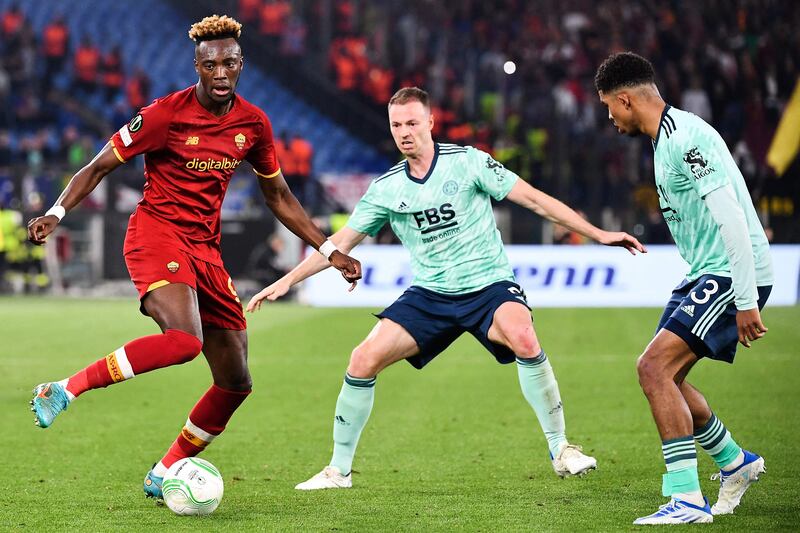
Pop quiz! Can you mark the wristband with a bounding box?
[45,205,66,221]
[318,239,338,259]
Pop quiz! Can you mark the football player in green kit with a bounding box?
[249,87,645,490]
[596,52,773,525]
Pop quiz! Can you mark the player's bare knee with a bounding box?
[508,330,539,357]
[348,344,381,378]
[636,352,659,390]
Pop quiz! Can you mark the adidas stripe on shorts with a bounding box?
[656,274,771,363]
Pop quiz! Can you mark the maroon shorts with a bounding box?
[125,247,246,330]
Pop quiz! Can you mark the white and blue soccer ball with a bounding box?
[162,457,224,515]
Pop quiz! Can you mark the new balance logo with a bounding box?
[681,305,695,317]
[335,415,350,426]
[398,202,409,211]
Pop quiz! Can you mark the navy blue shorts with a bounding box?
[656,274,771,363]
[376,280,531,369]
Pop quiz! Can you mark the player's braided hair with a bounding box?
[188,14,242,44]
[594,52,655,93]
[388,87,430,109]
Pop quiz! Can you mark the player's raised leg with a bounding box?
[295,318,419,490]
[31,283,203,428]
[488,301,596,477]
[145,327,251,499]
[680,382,765,515]
[633,330,713,524]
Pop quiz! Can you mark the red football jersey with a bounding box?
[110,86,280,266]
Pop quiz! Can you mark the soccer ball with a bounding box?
[162,457,224,515]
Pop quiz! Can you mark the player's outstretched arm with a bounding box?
[258,173,361,284]
[27,142,123,245]
[505,179,647,255]
[246,226,366,312]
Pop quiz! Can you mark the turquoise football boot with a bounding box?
[30,382,70,428]
[143,467,164,500]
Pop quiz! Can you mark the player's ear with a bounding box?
[617,92,631,110]
[428,110,434,131]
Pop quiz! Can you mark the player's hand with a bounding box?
[329,250,361,291]
[736,308,767,348]
[27,215,60,245]
[246,279,292,312]
[598,230,647,255]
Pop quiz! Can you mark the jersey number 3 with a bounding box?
[690,279,719,305]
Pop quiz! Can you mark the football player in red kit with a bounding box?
[26,15,361,500]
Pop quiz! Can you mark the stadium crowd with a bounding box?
[235,0,799,242]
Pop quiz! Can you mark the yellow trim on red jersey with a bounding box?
[146,280,170,292]
[254,167,281,179]
[109,139,127,163]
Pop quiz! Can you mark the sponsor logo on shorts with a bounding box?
[235,133,246,150]
[681,304,695,317]
[167,261,180,273]
[105,353,125,383]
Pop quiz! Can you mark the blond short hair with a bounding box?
[188,15,242,43]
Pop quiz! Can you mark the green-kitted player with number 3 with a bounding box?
[596,52,774,525]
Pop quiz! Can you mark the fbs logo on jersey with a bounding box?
[413,203,461,243]
[683,147,715,180]
[235,133,246,150]
[167,261,180,273]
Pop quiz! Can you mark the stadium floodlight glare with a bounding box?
[503,61,516,74]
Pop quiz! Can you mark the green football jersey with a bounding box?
[347,143,518,294]
[652,105,773,285]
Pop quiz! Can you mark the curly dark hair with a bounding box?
[594,52,655,93]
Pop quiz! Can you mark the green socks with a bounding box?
[516,351,567,457]
[694,413,743,471]
[329,373,376,475]
[661,436,703,504]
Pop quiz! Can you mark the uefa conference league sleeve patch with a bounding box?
[118,114,143,147]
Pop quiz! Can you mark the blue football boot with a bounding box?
[31,382,70,428]
[143,467,164,500]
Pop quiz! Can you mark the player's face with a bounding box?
[598,90,640,137]
[194,38,243,106]
[388,101,434,157]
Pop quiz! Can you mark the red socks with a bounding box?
[160,385,251,468]
[65,329,202,397]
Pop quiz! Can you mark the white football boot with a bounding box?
[710,450,765,515]
[295,466,352,490]
[633,498,714,525]
[551,443,597,477]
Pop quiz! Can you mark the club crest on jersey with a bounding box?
[128,114,143,133]
[442,180,458,195]
[683,147,715,180]
[167,261,180,273]
[235,133,246,150]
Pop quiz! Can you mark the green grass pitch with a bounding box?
[1,298,798,531]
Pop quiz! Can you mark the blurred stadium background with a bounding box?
[0,0,797,299]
